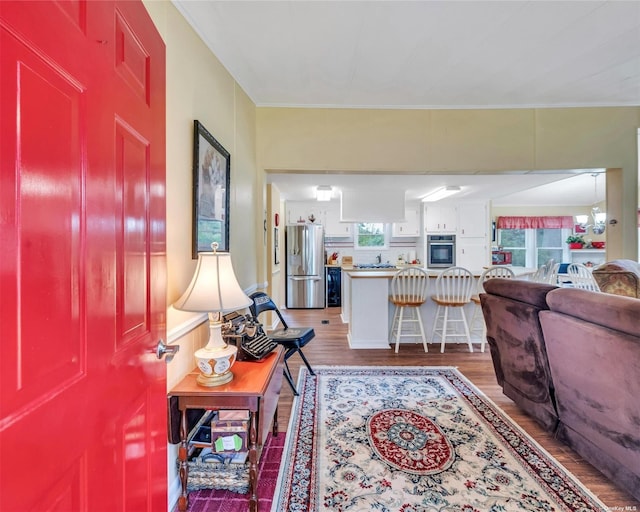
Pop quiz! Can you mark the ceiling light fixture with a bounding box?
[421,186,461,202]
[575,174,606,235]
[316,185,332,201]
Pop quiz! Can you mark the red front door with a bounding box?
[0,1,167,510]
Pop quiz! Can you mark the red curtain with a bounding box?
[496,216,574,230]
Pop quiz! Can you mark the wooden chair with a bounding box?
[470,266,515,351]
[530,259,556,283]
[430,267,475,353]
[389,267,429,353]
[567,263,601,292]
[249,292,315,396]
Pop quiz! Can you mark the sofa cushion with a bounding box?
[592,259,640,298]
[482,278,556,309]
[546,287,640,338]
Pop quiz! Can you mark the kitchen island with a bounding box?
[341,266,535,350]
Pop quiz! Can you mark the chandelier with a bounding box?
[575,173,606,235]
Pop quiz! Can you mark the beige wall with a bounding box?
[144,1,260,309]
[143,3,261,506]
[265,184,285,328]
[257,107,639,260]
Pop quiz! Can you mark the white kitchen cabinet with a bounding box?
[392,206,420,237]
[286,201,323,225]
[457,203,487,238]
[324,201,352,237]
[424,205,457,233]
[457,239,488,271]
[286,201,310,224]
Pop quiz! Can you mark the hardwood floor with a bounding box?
[274,305,639,509]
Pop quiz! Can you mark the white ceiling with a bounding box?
[174,0,640,109]
[265,170,607,205]
[173,0,639,205]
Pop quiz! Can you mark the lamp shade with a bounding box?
[174,251,252,313]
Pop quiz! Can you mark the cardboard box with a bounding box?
[211,414,249,453]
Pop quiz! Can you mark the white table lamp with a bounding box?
[173,243,251,386]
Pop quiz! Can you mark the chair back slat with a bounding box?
[567,263,601,292]
[434,266,474,302]
[477,266,515,294]
[391,267,429,303]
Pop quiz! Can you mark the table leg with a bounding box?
[177,408,189,511]
[248,410,258,512]
[273,405,278,436]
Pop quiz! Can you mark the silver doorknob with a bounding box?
[156,339,179,363]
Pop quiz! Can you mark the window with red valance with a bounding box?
[496,216,574,230]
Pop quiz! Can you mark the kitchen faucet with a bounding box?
[375,253,382,264]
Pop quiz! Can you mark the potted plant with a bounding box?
[566,234,585,249]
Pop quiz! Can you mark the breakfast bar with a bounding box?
[342,267,533,350]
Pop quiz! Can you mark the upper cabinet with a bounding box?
[424,205,457,233]
[324,201,352,237]
[392,206,420,237]
[286,201,325,225]
[287,200,352,237]
[457,203,487,238]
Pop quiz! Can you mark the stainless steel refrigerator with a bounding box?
[286,224,325,308]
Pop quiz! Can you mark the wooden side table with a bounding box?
[168,347,284,512]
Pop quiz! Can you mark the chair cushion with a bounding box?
[269,327,315,348]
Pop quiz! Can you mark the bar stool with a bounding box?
[469,266,515,351]
[389,267,429,353]
[431,266,475,353]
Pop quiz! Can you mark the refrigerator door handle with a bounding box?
[289,276,321,281]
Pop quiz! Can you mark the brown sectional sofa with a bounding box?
[481,278,640,501]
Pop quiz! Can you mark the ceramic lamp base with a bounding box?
[196,370,234,387]
[194,343,237,387]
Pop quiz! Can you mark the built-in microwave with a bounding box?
[492,250,512,265]
[427,235,456,268]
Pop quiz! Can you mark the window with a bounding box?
[355,223,387,249]
[499,228,570,267]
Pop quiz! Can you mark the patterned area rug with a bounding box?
[271,366,608,512]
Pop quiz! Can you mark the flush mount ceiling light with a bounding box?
[421,186,461,202]
[316,185,332,201]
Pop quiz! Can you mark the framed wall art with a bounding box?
[192,120,230,257]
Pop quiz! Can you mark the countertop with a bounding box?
[343,266,537,278]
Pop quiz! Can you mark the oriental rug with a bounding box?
[271,366,608,512]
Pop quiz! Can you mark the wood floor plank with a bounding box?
[273,305,640,509]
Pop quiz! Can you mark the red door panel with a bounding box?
[0,1,166,510]
[0,23,85,419]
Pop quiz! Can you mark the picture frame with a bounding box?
[192,120,230,257]
[573,223,587,235]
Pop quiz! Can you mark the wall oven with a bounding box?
[427,235,456,268]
